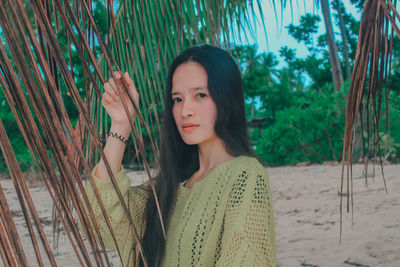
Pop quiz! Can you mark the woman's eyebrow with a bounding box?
[191,86,207,91]
[171,86,207,96]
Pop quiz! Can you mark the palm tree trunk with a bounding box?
[321,0,344,91]
[334,0,352,80]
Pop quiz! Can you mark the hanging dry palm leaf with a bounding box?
[340,0,398,240]
[0,0,266,265]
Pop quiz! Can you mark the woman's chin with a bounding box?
[182,139,198,145]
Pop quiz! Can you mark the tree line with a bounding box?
[1,0,399,172]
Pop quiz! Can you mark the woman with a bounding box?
[85,45,276,266]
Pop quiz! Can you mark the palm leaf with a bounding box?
[340,0,398,240]
[0,0,267,265]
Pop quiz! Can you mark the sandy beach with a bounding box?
[269,163,400,267]
[0,162,399,266]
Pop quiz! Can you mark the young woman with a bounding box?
[85,45,276,266]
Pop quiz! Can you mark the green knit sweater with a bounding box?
[84,156,276,266]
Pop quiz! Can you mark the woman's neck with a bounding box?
[198,138,233,171]
[184,138,234,188]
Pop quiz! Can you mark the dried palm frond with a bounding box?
[0,0,266,265]
[340,0,398,240]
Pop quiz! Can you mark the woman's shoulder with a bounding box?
[225,155,268,188]
[231,155,266,174]
[226,155,272,208]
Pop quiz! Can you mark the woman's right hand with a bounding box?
[102,72,139,127]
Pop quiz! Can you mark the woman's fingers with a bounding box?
[109,72,129,97]
[101,72,140,124]
[108,78,120,98]
[101,91,115,106]
[123,73,136,92]
[112,71,127,93]
[103,71,139,107]
[104,82,118,101]
[113,71,123,85]
[122,72,139,105]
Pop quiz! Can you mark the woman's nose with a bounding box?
[181,99,194,118]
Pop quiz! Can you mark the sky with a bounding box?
[238,0,362,68]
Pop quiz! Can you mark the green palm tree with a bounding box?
[259,52,279,84]
[320,0,344,91]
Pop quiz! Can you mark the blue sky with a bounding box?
[238,0,362,68]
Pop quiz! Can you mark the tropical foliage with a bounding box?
[231,2,400,167]
[3,1,399,173]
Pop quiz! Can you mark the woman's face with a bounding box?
[171,61,219,146]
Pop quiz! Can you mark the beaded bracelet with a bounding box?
[100,131,129,145]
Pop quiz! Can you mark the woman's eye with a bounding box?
[196,93,207,99]
[172,97,182,104]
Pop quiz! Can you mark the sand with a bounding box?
[0,162,399,267]
[269,163,400,267]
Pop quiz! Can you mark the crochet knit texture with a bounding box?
[84,156,276,266]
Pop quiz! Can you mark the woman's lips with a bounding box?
[182,123,199,133]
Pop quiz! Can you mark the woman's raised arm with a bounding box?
[95,71,139,180]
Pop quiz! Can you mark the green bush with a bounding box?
[0,90,35,173]
[255,86,400,166]
[255,85,346,165]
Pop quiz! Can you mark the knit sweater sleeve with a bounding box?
[216,159,276,267]
[81,165,150,266]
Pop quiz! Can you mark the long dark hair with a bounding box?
[140,44,254,266]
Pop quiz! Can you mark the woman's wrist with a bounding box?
[98,122,131,146]
[110,122,132,137]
